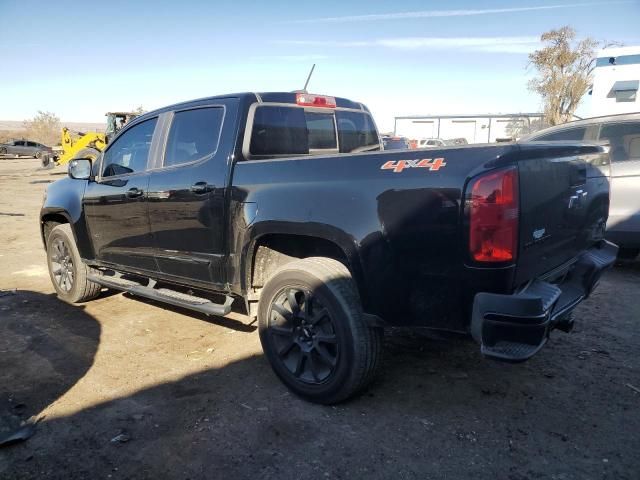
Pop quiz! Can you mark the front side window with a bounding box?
[534,127,587,141]
[599,122,640,162]
[248,105,379,158]
[164,107,224,167]
[26,141,37,147]
[101,118,157,177]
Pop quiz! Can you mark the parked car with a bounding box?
[415,138,446,148]
[0,139,53,158]
[41,91,617,404]
[522,112,640,258]
[444,137,469,146]
[382,136,410,150]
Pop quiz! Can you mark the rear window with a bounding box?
[247,105,379,158]
[599,121,640,162]
[164,107,224,167]
[533,127,586,141]
[306,112,337,150]
[336,110,379,153]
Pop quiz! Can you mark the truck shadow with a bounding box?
[2,262,637,478]
[0,290,100,442]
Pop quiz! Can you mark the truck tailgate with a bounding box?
[514,143,610,286]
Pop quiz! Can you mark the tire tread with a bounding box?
[47,224,102,303]
[264,256,383,403]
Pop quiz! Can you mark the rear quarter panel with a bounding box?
[230,145,514,330]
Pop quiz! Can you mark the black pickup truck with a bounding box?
[40,92,617,403]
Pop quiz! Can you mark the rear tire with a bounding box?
[0,147,7,154]
[258,257,383,404]
[46,224,102,303]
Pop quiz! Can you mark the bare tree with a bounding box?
[0,130,24,144]
[528,27,598,126]
[23,111,61,146]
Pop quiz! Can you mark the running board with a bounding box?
[87,274,234,317]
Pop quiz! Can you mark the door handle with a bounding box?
[126,187,144,198]
[190,182,212,194]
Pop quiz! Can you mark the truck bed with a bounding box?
[231,142,610,331]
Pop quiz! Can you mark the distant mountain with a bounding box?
[0,120,105,133]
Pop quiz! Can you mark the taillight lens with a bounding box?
[468,167,519,262]
[296,93,337,108]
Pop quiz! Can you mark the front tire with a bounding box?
[46,224,102,303]
[72,147,101,162]
[258,257,383,404]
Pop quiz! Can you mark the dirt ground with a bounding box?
[0,157,638,480]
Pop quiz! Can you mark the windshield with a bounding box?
[247,104,380,158]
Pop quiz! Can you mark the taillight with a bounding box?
[296,93,337,108]
[468,167,519,263]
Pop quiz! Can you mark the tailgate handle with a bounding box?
[569,189,588,209]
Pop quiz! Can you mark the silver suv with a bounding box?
[523,113,640,258]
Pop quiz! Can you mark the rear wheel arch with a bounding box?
[244,233,367,309]
[248,234,350,289]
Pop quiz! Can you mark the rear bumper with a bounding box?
[471,240,618,362]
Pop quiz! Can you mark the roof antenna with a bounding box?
[302,64,316,93]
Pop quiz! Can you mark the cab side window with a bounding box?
[101,118,157,177]
[534,127,587,141]
[598,122,640,162]
[164,107,224,167]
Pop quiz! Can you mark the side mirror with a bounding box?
[68,158,92,180]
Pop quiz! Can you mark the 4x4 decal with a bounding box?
[380,158,446,173]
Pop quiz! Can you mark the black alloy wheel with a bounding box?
[267,286,339,384]
[46,224,102,303]
[50,236,75,293]
[258,257,383,404]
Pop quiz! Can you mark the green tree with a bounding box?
[528,27,597,126]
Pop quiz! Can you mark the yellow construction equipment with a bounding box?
[47,112,137,166]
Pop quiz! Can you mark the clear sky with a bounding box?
[1,0,639,131]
